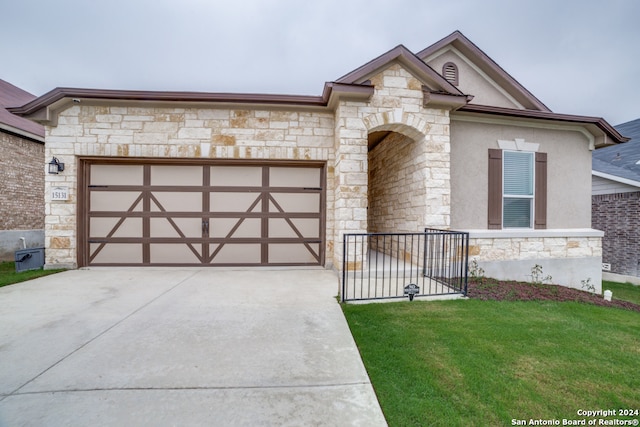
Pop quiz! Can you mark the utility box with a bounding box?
[15,248,45,272]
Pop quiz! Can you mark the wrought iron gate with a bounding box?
[341,229,469,302]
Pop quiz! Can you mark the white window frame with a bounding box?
[502,150,535,229]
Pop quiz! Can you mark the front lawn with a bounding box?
[0,261,65,288]
[602,280,640,305]
[343,285,640,426]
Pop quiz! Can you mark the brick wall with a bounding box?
[592,191,640,276]
[0,131,44,230]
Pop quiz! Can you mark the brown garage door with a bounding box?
[79,160,325,266]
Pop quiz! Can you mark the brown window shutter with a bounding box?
[535,152,547,229]
[488,149,502,229]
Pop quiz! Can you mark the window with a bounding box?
[488,149,547,229]
[442,62,458,86]
[503,151,534,228]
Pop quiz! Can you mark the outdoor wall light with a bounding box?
[48,157,65,174]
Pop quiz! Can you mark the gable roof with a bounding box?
[592,118,640,185]
[336,44,464,95]
[0,79,44,141]
[417,31,550,112]
[8,31,627,146]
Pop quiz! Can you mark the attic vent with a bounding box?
[442,62,459,86]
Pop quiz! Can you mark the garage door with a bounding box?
[80,161,325,266]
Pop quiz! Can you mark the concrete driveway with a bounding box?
[0,268,387,426]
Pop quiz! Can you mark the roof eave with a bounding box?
[0,122,45,143]
[9,84,376,126]
[423,89,472,110]
[457,104,629,145]
[592,170,640,188]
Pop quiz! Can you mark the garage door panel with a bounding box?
[211,166,262,186]
[84,162,324,266]
[91,218,143,238]
[210,218,260,238]
[150,165,203,186]
[91,192,142,212]
[90,243,142,264]
[151,192,202,212]
[210,192,262,212]
[269,218,319,238]
[91,165,143,186]
[270,167,320,188]
[150,244,202,263]
[269,243,320,263]
[150,218,202,238]
[270,193,319,213]
[210,244,261,264]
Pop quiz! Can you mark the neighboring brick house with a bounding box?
[0,79,45,261]
[592,118,640,279]
[11,31,627,293]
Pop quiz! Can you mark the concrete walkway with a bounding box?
[0,269,387,426]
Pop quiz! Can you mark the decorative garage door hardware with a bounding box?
[80,161,326,267]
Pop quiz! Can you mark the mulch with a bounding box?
[466,279,640,313]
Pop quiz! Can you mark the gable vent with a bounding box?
[442,62,459,86]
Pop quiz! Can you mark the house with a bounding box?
[10,31,627,293]
[0,79,45,261]
[592,118,640,281]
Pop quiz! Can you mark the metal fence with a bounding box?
[341,229,469,302]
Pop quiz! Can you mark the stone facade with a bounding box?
[592,191,640,277]
[465,231,603,292]
[332,64,451,268]
[42,63,455,270]
[468,236,602,261]
[45,106,336,268]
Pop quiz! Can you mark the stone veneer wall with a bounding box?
[44,106,335,268]
[467,233,603,291]
[334,64,451,270]
[368,132,426,233]
[44,63,454,270]
[468,236,602,261]
[592,191,640,277]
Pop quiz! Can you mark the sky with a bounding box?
[1,0,639,126]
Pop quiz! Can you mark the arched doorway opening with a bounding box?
[367,130,428,234]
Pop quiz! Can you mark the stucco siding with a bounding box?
[424,49,521,109]
[450,118,593,230]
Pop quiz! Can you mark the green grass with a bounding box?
[603,280,640,305]
[343,299,640,427]
[0,261,65,288]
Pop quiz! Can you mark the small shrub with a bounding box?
[529,264,552,285]
[469,258,485,281]
[581,278,596,293]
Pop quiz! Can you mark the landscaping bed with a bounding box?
[467,278,640,312]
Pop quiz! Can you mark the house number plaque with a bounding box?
[51,186,69,201]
